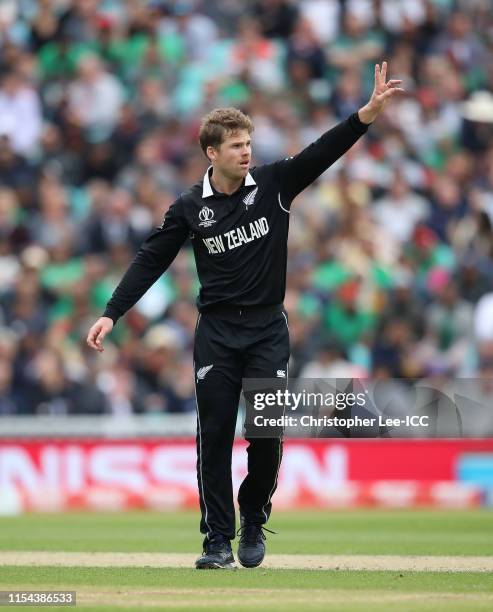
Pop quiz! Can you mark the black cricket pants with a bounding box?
[193,304,290,540]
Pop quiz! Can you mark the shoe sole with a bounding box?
[238,556,264,568]
[195,561,236,570]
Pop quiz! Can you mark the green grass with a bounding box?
[1,567,492,611]
[2,565,492,591]
[1,509,492,556]
[1,510,492,610]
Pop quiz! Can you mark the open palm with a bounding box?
[359,61,404,124]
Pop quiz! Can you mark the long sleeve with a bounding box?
[103,197,189,324]
[276,112,369,205]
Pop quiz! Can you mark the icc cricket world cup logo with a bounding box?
[199,206,216,228]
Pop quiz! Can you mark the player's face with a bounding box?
[208,130,252,180]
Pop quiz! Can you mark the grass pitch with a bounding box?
[0,509,492,610]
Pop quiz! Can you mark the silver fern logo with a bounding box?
[242,187,258,209]
[196,364,213,381]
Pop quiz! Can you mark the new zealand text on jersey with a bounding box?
[202,217,269,255]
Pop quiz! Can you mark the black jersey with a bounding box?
[103,113,369,323]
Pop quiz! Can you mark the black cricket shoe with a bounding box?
[195,533,236,569]
[237,518,276,568]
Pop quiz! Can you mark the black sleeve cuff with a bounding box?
[102,308,120,325]
[348,112,370,135]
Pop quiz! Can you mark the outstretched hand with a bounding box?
[358,61,404,124]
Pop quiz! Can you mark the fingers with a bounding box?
[86,332,99,352]
[374,61,405,97]
[87,325,105,352]
[382,87,405,99]
[375,62,392,91]
[381,60,387,84]
[95,330,106,352]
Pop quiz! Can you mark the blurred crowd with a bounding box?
[1,0,493,417]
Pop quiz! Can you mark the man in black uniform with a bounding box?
[87,62,403,569]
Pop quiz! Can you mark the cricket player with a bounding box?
[87,62,403,569]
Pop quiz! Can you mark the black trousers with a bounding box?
[193,304,290,540]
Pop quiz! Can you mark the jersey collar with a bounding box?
[202,166,256,198]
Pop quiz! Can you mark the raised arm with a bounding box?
[278,61,403,205]
[86,197,189,352]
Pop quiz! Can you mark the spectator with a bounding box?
[323,278,376,350]
[419,276,474,373]
[25,347,107,414]
[328,9,384,95]
[0,358,20,415]
[426,175,466,243]
[286,17,326,87]
[97,364,145,415]
[252,0,298,40]
[83,188,143,254]
[372,171,429,243]
[0,71,42,157]
[67,53,125,137]
[431,11,488,77]
[229,17,285,92]
[474,293,493,342]
[300,340,366,379]
[155,1,218,63]
[330,68,367,119]
[29,0,59,51]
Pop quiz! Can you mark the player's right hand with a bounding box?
[86,317,114,352]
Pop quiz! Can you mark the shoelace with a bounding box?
[236,524,277,546]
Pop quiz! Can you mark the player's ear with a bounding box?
[206,145,218,162]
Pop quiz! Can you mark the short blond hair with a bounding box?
[199,108,254,158]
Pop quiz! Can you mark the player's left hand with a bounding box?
[358,61,404,124]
